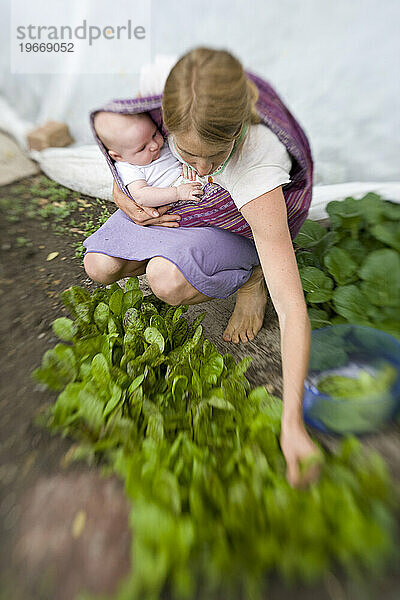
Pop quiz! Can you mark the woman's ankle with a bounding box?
[237,265,265,294]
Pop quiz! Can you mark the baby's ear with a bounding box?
[108,149,122,161]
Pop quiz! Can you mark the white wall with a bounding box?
[1,0,399,184]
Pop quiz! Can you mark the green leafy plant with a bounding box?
[318,364,397,399]
[33,278,400,600]
[294,194,400,338]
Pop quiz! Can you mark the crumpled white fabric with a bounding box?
[29,143,114,200]
[0,96,33,151]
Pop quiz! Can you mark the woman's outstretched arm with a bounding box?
[241,185,322,488]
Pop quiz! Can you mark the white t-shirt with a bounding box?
[115,144,182,188]
[168,123,292,211]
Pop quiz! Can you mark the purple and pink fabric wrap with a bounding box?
[84,72,313,298]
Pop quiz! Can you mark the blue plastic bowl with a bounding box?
[303,324,400,435]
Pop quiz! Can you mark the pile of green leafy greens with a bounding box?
[34,278,399,600]
[308,364,398,434]
[317,364,397,399]
[294,193,400,339]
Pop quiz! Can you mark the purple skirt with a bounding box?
[83,209,260,298]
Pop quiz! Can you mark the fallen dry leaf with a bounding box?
[77,199,92,207]
[21,452,38,477]
[72,510,86,538]
[46,252,59,261]
[61,444,81,468]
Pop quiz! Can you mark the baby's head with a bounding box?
[94,111,164,166]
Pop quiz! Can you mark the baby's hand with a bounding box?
[182,164,197,181]
[177,182,203,201]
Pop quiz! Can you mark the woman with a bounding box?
[84,48,321,488]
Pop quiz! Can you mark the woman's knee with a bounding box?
[83,253,122,285]
[146,257,188,305]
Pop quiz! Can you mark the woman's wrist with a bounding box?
[281,407,305,431]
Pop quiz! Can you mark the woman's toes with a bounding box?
[239,331,248,343]
[223,324,233,341]
[247,329,255,341]
[231,330,240,344]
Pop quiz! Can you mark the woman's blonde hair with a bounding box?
[162,47,260,155]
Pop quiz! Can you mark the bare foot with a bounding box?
[223,265,268,344]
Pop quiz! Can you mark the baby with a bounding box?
[93,111,203,207]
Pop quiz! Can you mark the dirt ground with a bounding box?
[0,176,399,600]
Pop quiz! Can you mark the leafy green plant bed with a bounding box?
[34,278,399,600]
[294,193,400,339]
